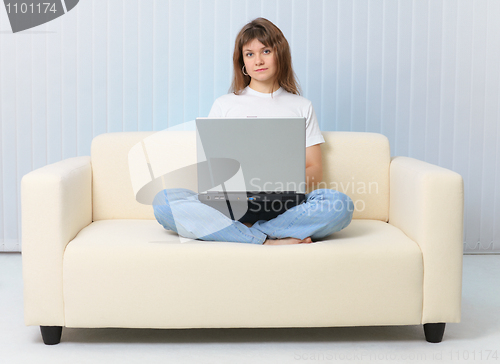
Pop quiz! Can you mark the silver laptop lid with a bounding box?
[196,117,306,194]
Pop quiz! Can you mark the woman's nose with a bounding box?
[255,55,264,65]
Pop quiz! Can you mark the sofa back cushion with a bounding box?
[91,131,390,221]
[321,132,390,221]
[91,131,197,221]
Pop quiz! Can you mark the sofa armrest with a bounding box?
[389,156,464,324]
[21,156,92,326]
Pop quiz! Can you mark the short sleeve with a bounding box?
[305,102,325,148]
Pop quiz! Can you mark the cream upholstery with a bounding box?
[21,156,92,326]
[321,132,390,221]
[21,131,463,340]
[389,156,464,323]
[63,219,423,328]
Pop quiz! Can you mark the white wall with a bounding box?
[1,0,499,252]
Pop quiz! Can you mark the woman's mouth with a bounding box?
[255,68,267,72]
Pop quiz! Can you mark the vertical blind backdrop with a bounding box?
[0,0,499,252]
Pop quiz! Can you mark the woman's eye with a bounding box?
[246,53,253,57]
[263,49,271,54]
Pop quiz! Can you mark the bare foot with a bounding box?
[263,237,313,245]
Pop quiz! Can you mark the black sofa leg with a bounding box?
[423,323,446,343]
[40,326,63,345]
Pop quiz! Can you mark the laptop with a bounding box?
[195,117,307,223]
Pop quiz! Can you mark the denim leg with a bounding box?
[152,188,267,244]
[252,189,354,240]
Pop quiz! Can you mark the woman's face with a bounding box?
[242,38,277,91]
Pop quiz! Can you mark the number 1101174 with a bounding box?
[5,2,58,14]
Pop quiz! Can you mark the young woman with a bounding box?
[153,18,353,245]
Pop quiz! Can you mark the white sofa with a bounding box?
[21,131,464,345]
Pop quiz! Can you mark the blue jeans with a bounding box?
[152,188,354,245]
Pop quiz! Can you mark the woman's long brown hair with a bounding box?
[230,18,301,95]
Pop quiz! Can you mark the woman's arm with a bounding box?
[305,144,323,191]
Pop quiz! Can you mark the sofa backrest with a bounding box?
[321,132,390,221]
[91,131,390,221]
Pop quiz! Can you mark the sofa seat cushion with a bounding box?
[63,219,423,328]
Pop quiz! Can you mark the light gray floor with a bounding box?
[1,253,499,364]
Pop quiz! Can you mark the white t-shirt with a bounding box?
[208,86,325,148]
